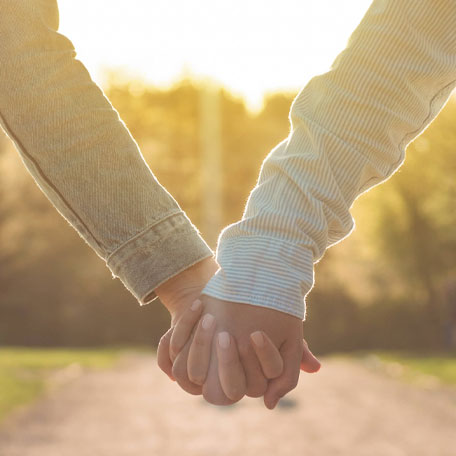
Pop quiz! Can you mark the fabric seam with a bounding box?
[106,210,184,263]
[0,108,104,254]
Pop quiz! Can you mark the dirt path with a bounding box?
[0,354,455,456]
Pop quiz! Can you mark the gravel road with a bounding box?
[0,354,455,456]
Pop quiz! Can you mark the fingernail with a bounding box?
[201,313,215,330]
[218,331,230,349]
[191,299,202,311]
[250,331,264,348]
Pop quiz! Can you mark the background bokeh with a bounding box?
[1,3,456,454]
[1,77,455,353]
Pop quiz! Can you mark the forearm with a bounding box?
[0,0,213,304]
[203,0,456,318]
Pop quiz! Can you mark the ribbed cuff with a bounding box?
[106,212,213,305]
[201,236,314,320]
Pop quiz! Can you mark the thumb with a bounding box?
[157,327,175,381]
[264,338,302,410]
[300,339,321,373]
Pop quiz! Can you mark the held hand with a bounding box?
[158,308,285,404]
[154,256,220,397]
[158,295,321,409]
[197,296,306,409]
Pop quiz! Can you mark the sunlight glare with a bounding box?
[58,0,373,109]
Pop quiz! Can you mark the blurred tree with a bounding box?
[0,137,169,347]
[1,78,454,351]
[365,98,456,309]
[0,135,21,296]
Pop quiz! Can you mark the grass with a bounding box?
[349,351,456,387]
[374,352,456,386]
[0,347,121,422]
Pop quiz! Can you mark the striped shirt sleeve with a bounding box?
[202,0,456,319]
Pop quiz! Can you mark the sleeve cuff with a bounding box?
[106,212,213,305]
[201,236,314,320]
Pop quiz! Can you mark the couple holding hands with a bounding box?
[2,0,455,409]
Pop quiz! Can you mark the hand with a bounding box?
[158,298,286,401]
[154,256,219,396]
[158,295,321,409]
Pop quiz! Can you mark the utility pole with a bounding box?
[199,82,222,249]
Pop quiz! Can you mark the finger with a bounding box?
[172,340,203,395]
[250,331,284,379]
[300,339,321,373]
[157,328,175,381]
[202,337,236,406]
[169,299,204,362]
[187,313,216,385]
[237,339,268,398]
[216,332,246,402]
[264,338,303,410]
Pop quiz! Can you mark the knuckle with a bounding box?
[157,349,169,372]
[181,311,194,326]
[246,380,267,398]
[158,333,170,349]
[245,367,267,397]
[267,365,283,380]
[275,386,290,399]
[171,363,179,379]
[157,356,166,372]
[283,377,299,394]
[169,340,180,357]
[171,360,186,380]
[273,379,298,399]
[188,371,205,386]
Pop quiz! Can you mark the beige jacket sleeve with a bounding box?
[0,0,213,304]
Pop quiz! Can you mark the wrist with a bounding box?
[155,256,219,322]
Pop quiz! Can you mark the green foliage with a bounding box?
[305,96,456,352]
[371,352,456,386]
[350,98,456,306]
[0,348,120,369]
[0,77,455,352]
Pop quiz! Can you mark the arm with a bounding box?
[202,0,456,319]
[0,0,213,307]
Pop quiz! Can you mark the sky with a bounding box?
[58,0,373,109]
